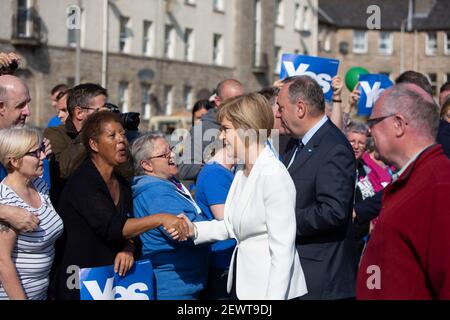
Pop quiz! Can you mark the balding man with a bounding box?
[357,84,450,299]
[0,75,39,232]
[354,71,450,234]
[178,79,244,181]
[277,76,357,300]
[0,75,31,128]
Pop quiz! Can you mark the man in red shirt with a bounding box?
[356,83,450,299]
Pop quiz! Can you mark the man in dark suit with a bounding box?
[276,75,357,299]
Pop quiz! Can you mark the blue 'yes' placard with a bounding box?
[280,54,340,101]
[79,259,154,300]
[358,74,393,116]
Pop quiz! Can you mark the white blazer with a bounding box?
[194,145,308,300]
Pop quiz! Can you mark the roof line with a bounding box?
[317,6,335,25]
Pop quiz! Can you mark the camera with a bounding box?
[0,59,19,76]
[105,102,140,132]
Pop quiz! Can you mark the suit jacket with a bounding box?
[284,119,357,299]
[194,145,308,300]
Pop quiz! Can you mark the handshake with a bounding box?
[160,213,195,241]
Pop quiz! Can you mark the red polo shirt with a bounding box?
[357,145,450,299]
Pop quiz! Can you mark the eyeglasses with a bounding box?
[80,106,101,113]
[149,146,175,160]
[25,142,45,159]
[80,103,112,113]
[366,114,397,128]
[349,140,367,149]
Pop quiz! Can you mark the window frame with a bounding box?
[425,32,437,56]
[444,32,450,55]
[353,30,368,54]
[142,20,154,56]
[164,24,175,59]
[118,81,130,113]
[184,28,194,62]
[213,33,224,65]
[119,16,131,53]
[275,0,284,27]
[141,83,152,120]
[164,85,173,116]
[378,31,393,55]
[274,46,282,74]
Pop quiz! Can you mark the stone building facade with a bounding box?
[318,0,450,103]
[0,0,318,130]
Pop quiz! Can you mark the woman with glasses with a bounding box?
[345,121,376,264]
[0,127,63,300]
[51,112,188,300]
[131,133,210,300]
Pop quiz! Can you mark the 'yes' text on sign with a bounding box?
[280,54,340,102]
[358,74,393,116]
[79,260,154,300]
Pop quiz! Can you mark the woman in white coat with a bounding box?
[179,93,307,300]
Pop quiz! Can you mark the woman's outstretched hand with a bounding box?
[171,214,195,240]
[160,214,190,241]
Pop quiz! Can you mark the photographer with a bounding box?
[107,103,141,144]
[43,83,134,206]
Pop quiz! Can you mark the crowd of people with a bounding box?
[0,51,449,300]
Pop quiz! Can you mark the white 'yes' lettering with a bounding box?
[283,61,332,94]
[83,277,150,300]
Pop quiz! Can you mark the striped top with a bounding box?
[0,178,63,300]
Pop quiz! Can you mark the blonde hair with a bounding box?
[217,93,274,144]
[0,126,42,170]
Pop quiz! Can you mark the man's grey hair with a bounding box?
[381,83,440,139]
[282,75,325,117]
[131,132,165,176]
[346,120,369,137]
